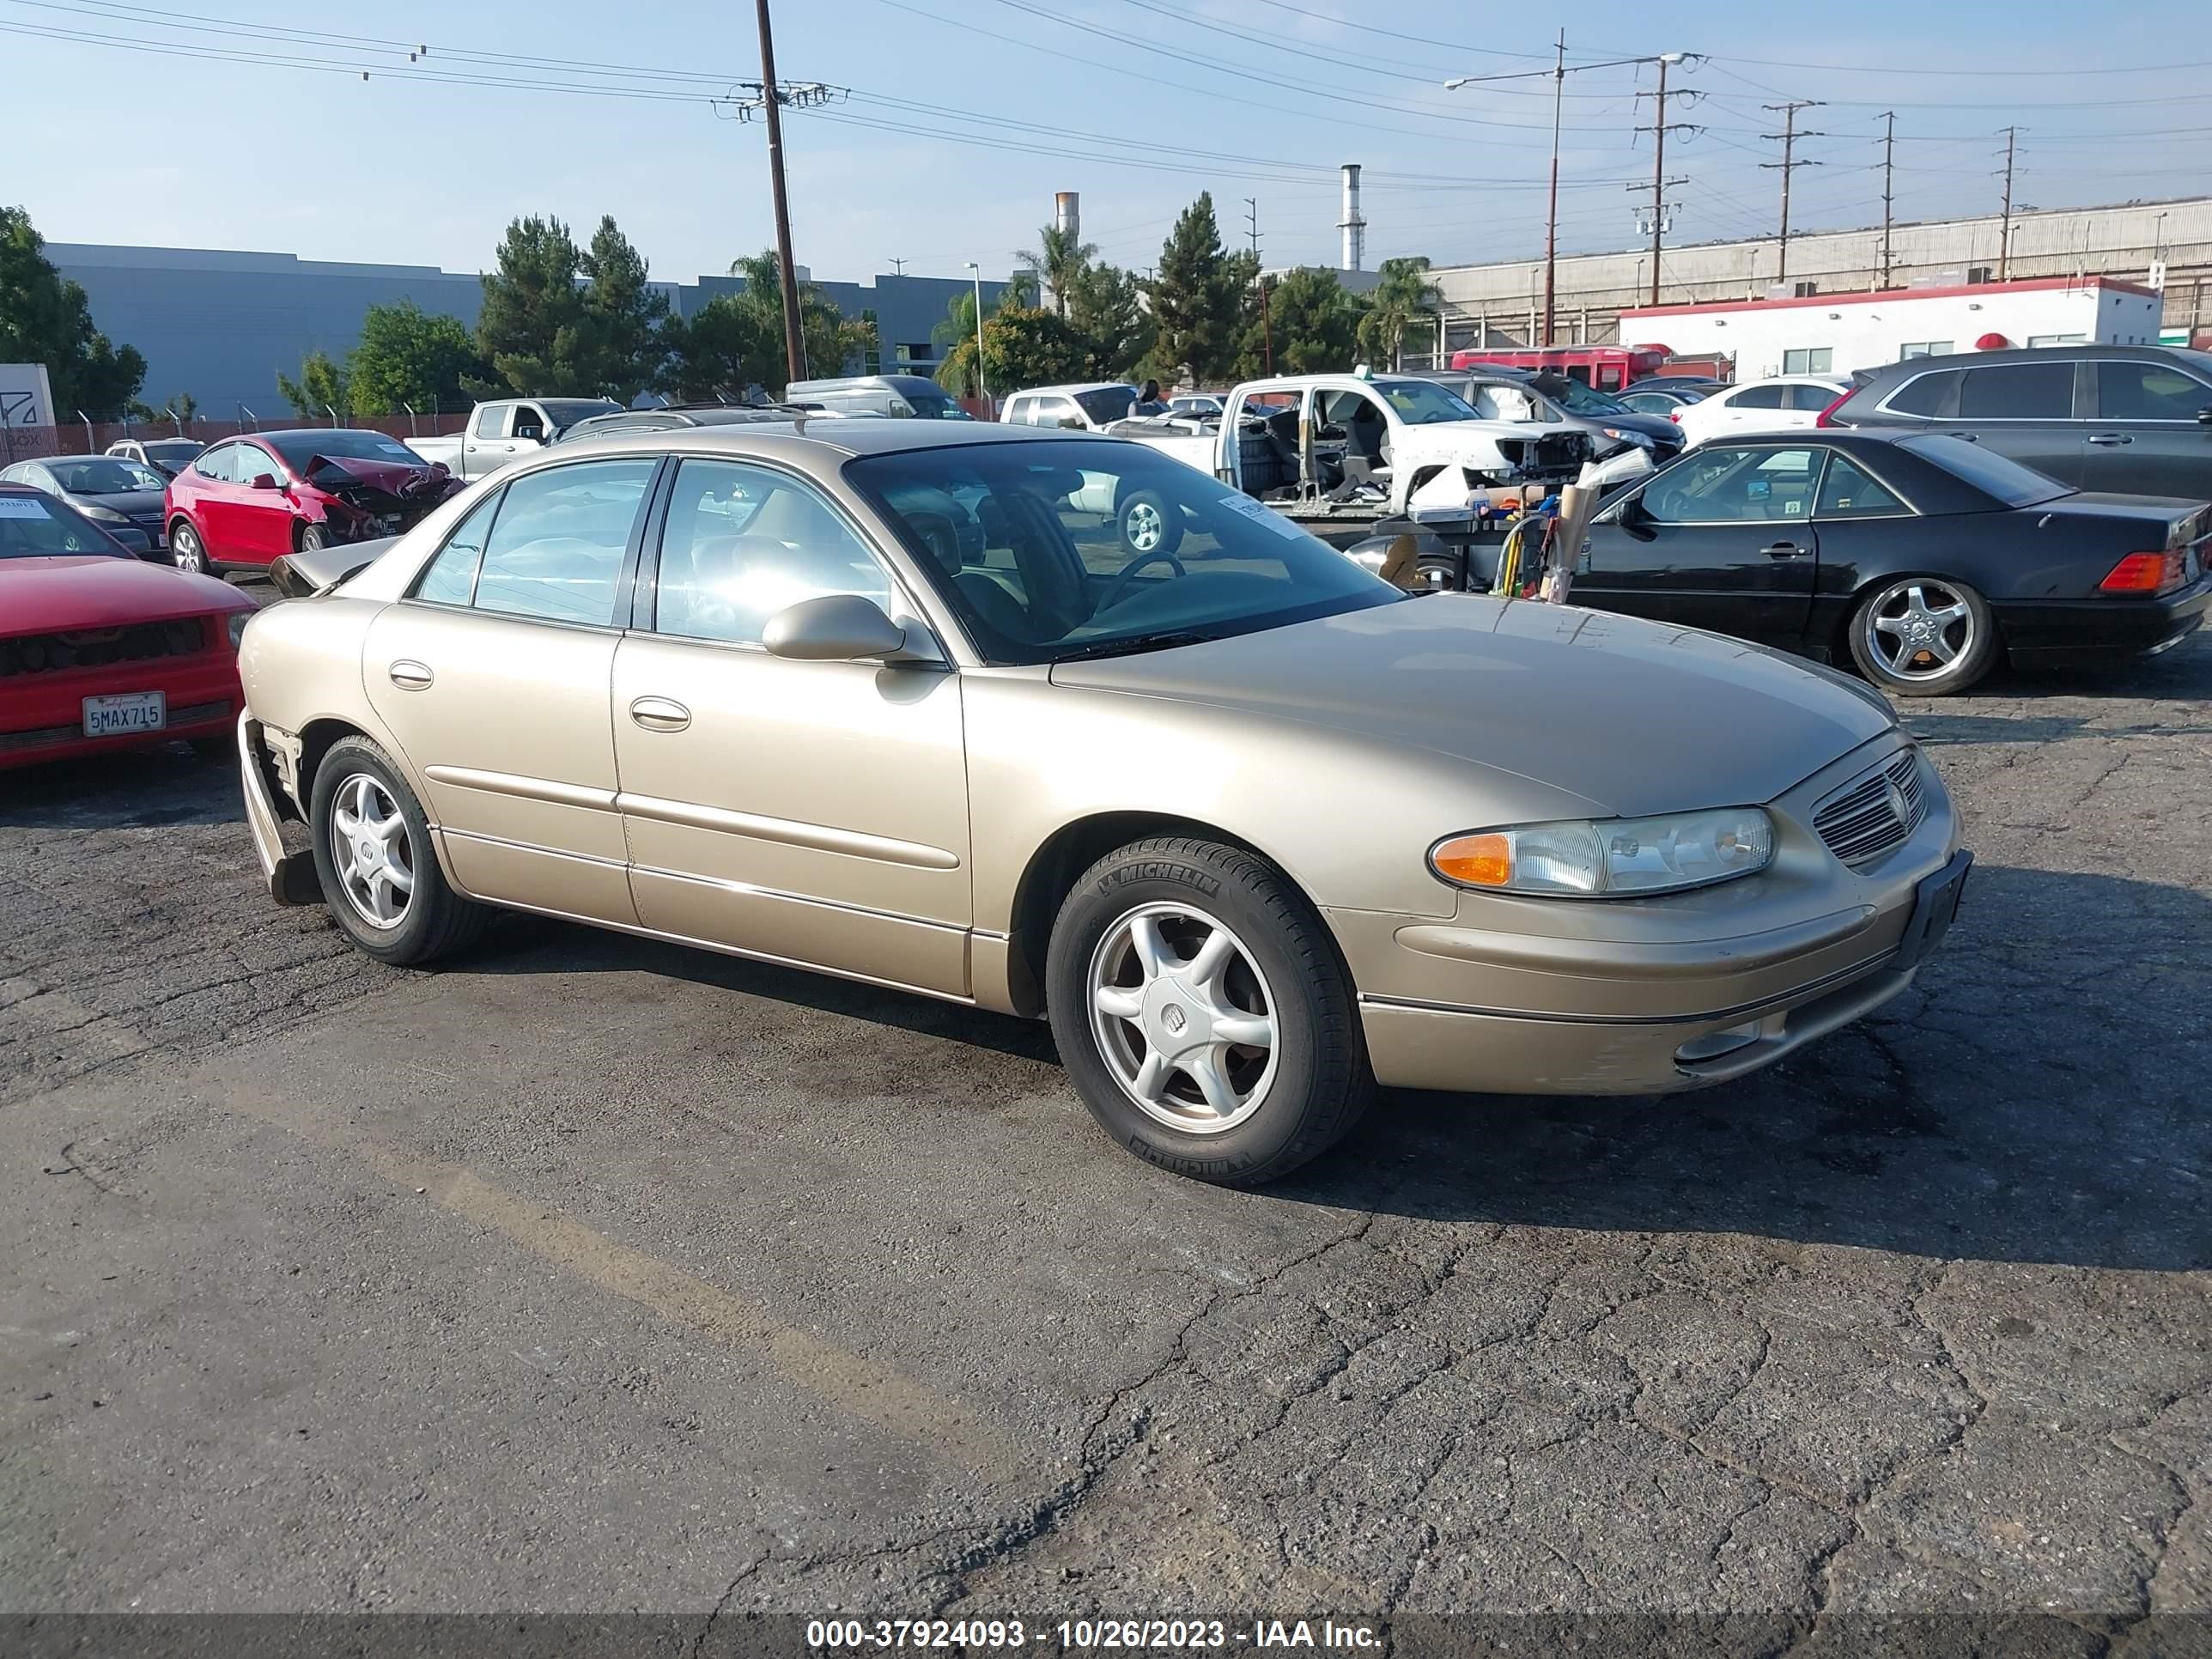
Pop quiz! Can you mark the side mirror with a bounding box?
[762,593,910,662]
[2197,405,2212,427]
[514,425,544,442]
[250,472,280,490]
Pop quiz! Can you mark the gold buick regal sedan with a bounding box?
[237,421,1969,1184]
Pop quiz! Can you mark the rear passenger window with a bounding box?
[411,492,500,605]
[1887,369,1958,417]
[1815,454,1906,518]
[1959,361,2074,419]
[1729,386,1786,410]
[1784,384,1839,411]
[2097,361,2212,421]
[469,459,658,626]
[471,404,506,438]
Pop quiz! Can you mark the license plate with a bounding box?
[82,691,167,738]
[1894,849,1971,972]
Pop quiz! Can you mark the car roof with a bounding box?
[1007,381,1135,397]
[1855,342,2210,380]
[551,416,1099,461]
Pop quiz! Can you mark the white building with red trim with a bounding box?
[1616,276,2163,383]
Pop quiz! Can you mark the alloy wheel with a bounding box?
[1124,501,1164,553]
[1863,578,1974,683]
[171,526,205,574]
[1086,902,1280,1134]
[328,772,416,930]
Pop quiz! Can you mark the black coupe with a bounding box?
[1355,430,2210,696]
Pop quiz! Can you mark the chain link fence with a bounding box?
[0,410,473,465]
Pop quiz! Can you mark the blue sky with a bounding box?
[5,0,2206,288]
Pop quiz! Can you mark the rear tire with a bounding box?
[170,520,214,575]
[1046,836,1373,1186]
[1848,575,2000,697]
[1115,489,1183,558]
[308,735,489,966]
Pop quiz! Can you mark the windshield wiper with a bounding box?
[1053,629,1220,662]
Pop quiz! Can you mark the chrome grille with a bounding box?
[1814,750,1926,866]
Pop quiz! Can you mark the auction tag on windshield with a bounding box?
[0,496,53,519]
[1219,493,1311,541]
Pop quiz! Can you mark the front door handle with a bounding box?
[629,696,691,732]
[1763,541,1806,559]
[387,659,434,690]
[2087,433,2134,447]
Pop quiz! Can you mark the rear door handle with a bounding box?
[1763,541,1806,558]
[387,659,433,690]
[629,696,691,732]
[2087,433,2133,447]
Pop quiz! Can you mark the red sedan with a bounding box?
[164,428,460,575]
[2,483,253,769]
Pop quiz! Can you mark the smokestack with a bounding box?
[1055,191,1080,241]
[1339,164,1366,271]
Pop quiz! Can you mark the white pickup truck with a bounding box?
[403,397,623,480]
[1091,373,1589,546]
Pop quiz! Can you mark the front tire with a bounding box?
[169,520,212,575]
[1045,836,1373,1186]
[1848,575,2000,696]
[308,735,488,965]
[298,522,330,553]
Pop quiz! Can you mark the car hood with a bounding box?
[1,555,249,633]
[304,453,454,499]
[1049,597,1897,819]
[77,488,167,518]
[1574,410,1680,443]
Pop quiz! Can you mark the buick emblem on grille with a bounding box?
[1883,779,1909,822]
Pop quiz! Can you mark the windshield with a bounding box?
[1545,379,1628,416]
[904,392,972,420]
[142,441,204,464]
[48,458,166,494]
[539,398,624,432]
[266,429,427,467]
[1374,379,1479,424]
[1899,434,2069,507]
[0,491,131,559]
[848,438,1401,665]
[1073,386,1138,425]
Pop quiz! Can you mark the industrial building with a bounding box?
[1424,197,2212,358]
[45,242,1013,416]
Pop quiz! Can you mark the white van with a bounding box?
[782,374,974,420]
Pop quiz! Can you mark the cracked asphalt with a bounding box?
[1,622,2208,1652]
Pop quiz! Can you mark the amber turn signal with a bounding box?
[1431,832,1513,887]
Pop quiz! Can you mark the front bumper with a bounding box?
[239,713,320,904]
[1996,580,2212,666]
[1329,734,1965,1096]
[0,652,240,768]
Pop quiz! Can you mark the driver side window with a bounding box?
[650,459,892,647]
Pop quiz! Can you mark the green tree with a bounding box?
[576,215,669,400]
[1013,222,1097,319]
[1262,268,1363,375]
[724,250,874,395]
[0,205,147,415]
[932,287,987,397]
[276,349,350,420]
[1144,194,1243,386]
[1357,256,1441,370]
[1066,261,1152,380]
[655,294,776,403]
[473,215,588,397]
[983,306,1089,390]
[346,301,483,416]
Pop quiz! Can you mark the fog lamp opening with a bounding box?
[1675,1023,1761,1064]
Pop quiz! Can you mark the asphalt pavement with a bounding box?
[1,623,2207,1651]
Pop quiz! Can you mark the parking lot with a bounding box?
[3,616,2208,1641]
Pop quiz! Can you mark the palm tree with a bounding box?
[1012,222,1097,319]
[1357,256,1442,371]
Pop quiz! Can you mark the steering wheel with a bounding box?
[1095,549,1187,612]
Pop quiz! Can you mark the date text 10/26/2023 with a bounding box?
[805,1618,1383,1650]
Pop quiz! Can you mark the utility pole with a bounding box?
[1543,28,1565,344]
[1760,100,1826,289]
[753,0,806,384]
[1635,52,1693,307]
[890,258,905,276]
[1877,112,1896,289]
[1998,125,2019,280]
[1245,197,1273,374]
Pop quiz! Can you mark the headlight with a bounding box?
[80,501,131,522]
[228,611,251,649]
[1431,807,1775,898]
